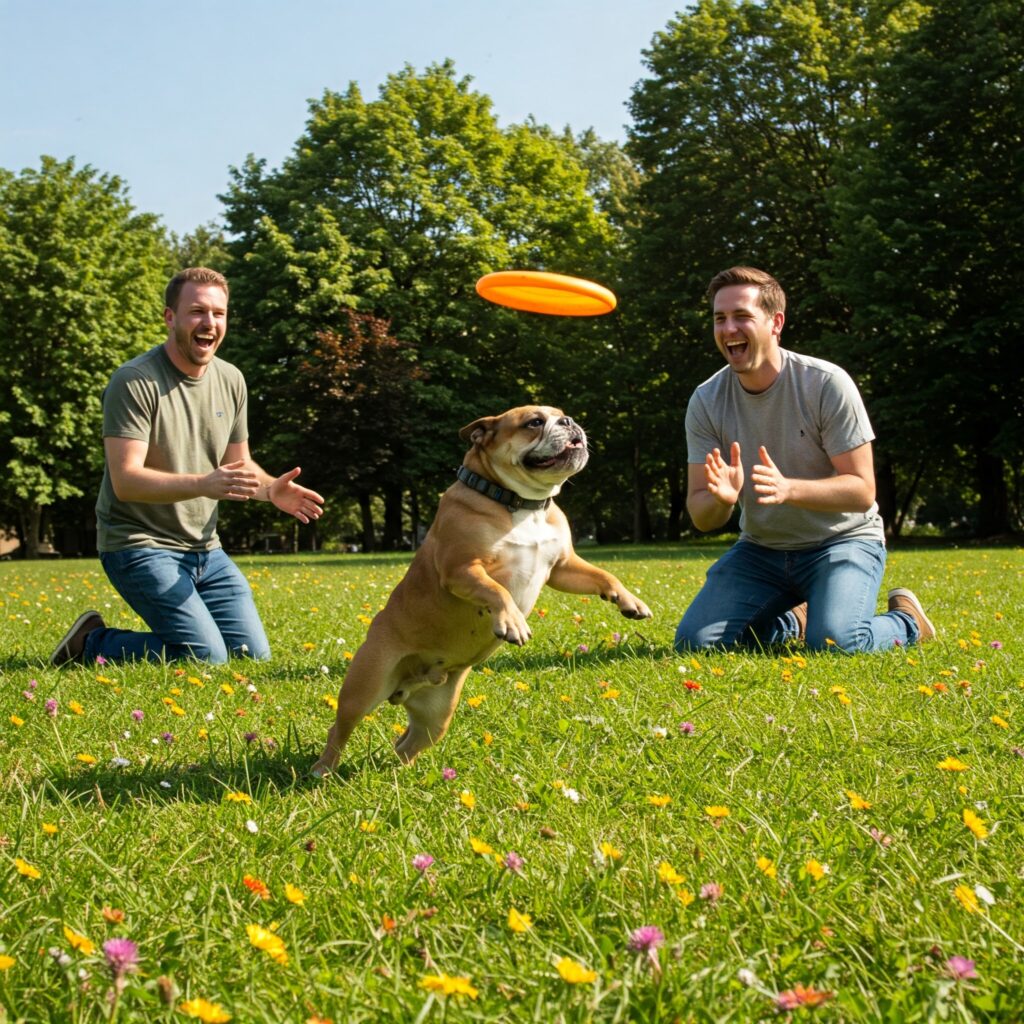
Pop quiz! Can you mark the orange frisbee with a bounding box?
[475,270,617,316]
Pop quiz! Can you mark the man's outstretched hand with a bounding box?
[268,468,325,524]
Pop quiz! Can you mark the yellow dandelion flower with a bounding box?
[63,925,95,955]
[804,860,827,881]
[68,700,84,715]
[657,861,685,885]
[302,642,316,651]
[990,715,1009,729]
[0,955,14,970]
[459,790,476,810]
[677,887,695,907]
[836,692,852,705]
[689,658,702,670]
[467,696,485,708]
[556,957,597,984]
[705,805,730,818]
[954,884,980,913]
[647,794,672,807]
[358,820,378,833]
[418,973,479,998]
[221,683,235,695]
[507,908,533,933]
[188,676,205,687]
[14,858,41,879]
[559,694,572,703]
[41,823,58,835]
[284,883,306,906]
[169,704,185,717]
[599,841,622,861]
[845,790,872,810]
[179,997,232,1022]
[482,731,493,746]
[246,923,288,965]
[918,685,934,697]
[514,681,530,692]
[75,753,97,765]
[962,808,988,840]
[756,856,777,879]
[937,757,970,772]
[9,715,24,727]
[224,792,252,803]
[469,837,494,856]
[321,694,338,710]
[198,728,209,740]
[601,689,621,700]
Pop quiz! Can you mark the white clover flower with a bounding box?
[246,819,259,834]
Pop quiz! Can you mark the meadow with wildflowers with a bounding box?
[0,543,1021,1023]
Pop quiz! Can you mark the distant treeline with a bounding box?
[1,0,1020,557]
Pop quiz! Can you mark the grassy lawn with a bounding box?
[0,543,1021,1022]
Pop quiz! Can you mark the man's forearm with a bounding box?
[110,467,207,504]
[687,490,736,532]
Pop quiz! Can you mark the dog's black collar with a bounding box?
[456,466,552,512]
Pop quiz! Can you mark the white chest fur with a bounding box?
[493,509,566,614]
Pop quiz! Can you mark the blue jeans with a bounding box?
[675,538,918,654]
[84,548,271,665]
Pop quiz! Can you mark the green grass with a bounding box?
[0,544,1021,1023]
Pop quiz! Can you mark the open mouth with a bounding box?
[525,438,586,469]
[726,341,749,361]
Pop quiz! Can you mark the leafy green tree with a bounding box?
[0,157,170,555]
[625,0,924,535]
[828,0,1024,535]
[221,62,619,540]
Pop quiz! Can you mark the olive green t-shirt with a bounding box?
[96,345,248,552]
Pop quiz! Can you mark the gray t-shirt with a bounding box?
[685,349,885,550]
[96,345,248,552]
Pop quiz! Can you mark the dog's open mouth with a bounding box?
[524,438,586,469]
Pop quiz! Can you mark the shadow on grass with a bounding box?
[36,742,380,809]
[485,632,676,673]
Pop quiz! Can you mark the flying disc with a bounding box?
[475,270,617,316]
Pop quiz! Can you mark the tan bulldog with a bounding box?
[311,405,652,776]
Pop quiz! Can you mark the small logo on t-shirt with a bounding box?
[216,411,224,417]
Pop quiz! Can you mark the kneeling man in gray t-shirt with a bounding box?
[676,266,935,653]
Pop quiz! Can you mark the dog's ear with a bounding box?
[459,416,497,446]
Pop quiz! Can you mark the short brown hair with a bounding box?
[706,266,786,317]
[164,267,229,312]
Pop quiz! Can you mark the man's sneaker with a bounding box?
[50,611,105,667]
[888,588,936,642]
[791,602,808,641]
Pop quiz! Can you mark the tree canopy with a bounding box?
[0,157,170,554]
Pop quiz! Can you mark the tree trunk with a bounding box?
[975,448,1009,537]
[383,485,403,550]
[874,457,897,537]
[18,504,42,558]
[358,491,376,552]
[666,459,683,542]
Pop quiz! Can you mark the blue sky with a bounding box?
[1,0,684,237]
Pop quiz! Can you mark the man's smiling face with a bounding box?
[165,282,228,377]
[712,283,784,393]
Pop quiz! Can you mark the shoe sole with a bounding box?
[50,611,103,667]
[887,588,936,640]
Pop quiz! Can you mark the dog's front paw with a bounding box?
[493,606,533,646]
[613,591,652,620]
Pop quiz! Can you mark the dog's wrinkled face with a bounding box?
[459,405,589,499]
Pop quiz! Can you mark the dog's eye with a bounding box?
[524,417,545,429]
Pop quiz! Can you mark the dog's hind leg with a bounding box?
[393,666,471,764]
[311,646,400,778]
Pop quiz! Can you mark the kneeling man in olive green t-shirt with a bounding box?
[51,267,326,667]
